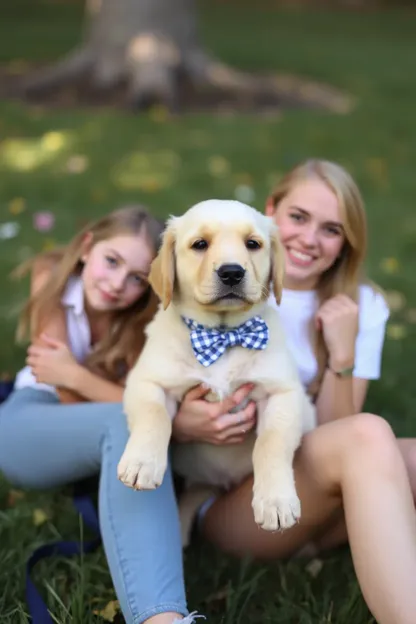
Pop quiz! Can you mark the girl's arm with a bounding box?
[315,289,389,425]
[315,370,369,424]
[28,263,124,404]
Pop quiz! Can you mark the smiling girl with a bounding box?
[0,206,197,624]
[172,160,416,624]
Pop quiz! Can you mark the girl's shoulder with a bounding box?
[358,283,390,329]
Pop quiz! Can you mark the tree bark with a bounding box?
[21,0,216,109]
[18,0,354,114]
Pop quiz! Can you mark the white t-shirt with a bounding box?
[14,275,92,395]
[268,285,390,389]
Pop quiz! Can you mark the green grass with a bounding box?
[0,0,415,621]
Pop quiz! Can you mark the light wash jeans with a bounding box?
[0,388,188,624]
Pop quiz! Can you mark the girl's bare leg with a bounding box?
[314,438,416,554]
[202,413,416,624]
[145,615,182,623]
[398,439,416,497]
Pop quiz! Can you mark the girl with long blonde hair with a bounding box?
[0,206,200,624]
[170,160,416,624]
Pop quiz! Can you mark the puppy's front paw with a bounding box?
[252,480,301,531]
[117,446,166,490]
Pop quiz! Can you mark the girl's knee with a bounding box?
[346,412,403,475]
[349,412,396,449]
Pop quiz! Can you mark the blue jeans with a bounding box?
[0,388,188,623]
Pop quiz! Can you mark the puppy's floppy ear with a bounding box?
[148,219,176,310]
[270,222,285,305]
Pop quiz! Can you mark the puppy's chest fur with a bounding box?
[146,312,279,405]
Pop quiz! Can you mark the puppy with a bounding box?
[118,200,316,540]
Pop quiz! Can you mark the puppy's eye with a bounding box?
[246,239,261,250]
[191,239,208,251]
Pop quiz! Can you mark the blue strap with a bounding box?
[0,380,102,622]
[25,488,102,623]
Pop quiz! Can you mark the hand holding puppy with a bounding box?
[173,383,256,445]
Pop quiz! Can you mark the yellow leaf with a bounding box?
[380,257,400,275]
[208,156,230,177]
[41,238,57,252]
[41,131,66,152]
[365,157,389,188]
[8,197,26,215]
[384,290,406,312]
[93,600,120,622]
[149,105,169,123]
[387,323,407,340]
[405,308,416,324]
[90,188,106,203]
[33,508,48,526]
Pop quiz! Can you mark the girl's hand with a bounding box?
[26,334,80,388]
[173,383,256,445]
[315,294,359,371]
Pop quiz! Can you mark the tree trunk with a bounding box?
[19,0,354,114]
[21,0,217,109]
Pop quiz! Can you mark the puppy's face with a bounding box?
[149,200,285,314]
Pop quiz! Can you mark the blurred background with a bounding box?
[0,0,415,622]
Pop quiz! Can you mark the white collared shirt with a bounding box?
[268,284,390,389]
[14,275,92,395]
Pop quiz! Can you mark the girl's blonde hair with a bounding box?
[269,159,371,397]
[15,205,164,382]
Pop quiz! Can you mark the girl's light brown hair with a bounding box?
[269,159,371,397]
[15,205,165,382]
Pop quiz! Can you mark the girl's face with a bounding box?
[266,178,346,291]
[81,232,154,313]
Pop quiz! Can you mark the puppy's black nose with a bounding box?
[217,263,246,286]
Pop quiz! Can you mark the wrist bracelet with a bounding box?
[328,364,354,378]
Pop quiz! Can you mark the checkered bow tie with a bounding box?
[182,315,269,367]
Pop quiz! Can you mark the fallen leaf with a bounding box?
[365,157,389,189]
[208,156,230,177]
[90,188,107,203]
[93,600,120,622]
[405,308,416,324]
[65,154,89,174]
[305,557,324,578]
[148,105,169,123]
[41,238,57,252]
[7,489,25,507]
[384,290,406,312]
[387,323,407,340]
[380,257,400,275]
[234,172,253,185]
[41,131,66,152]
[8,197,26,215]
[33,508,48,526]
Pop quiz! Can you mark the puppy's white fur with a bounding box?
[118,200,316,542]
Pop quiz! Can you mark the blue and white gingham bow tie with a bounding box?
[182,315,269,367]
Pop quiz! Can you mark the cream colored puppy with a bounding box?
[118,199,316,534]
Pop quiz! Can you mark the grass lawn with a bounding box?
[1,1,416,622]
